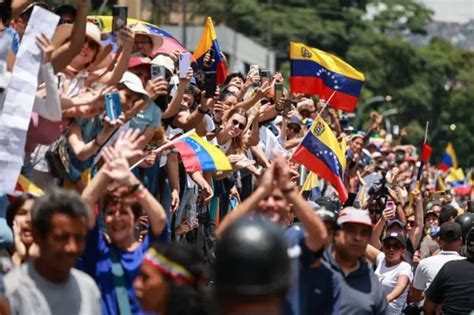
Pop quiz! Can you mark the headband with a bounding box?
[143,248,194,285]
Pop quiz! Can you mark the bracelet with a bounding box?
[93,137,103,147]
[198,106,209,114]
[281,184,296,194]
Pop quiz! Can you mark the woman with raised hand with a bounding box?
[365,232,413,315]
[80,128,167,315]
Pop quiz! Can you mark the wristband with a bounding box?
[198,106,209,114]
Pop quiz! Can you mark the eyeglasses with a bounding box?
[231,119,245,130]
[383,242,403,250]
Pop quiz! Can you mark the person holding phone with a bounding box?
[365,232,413,315]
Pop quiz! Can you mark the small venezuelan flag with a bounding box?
[290,42,365,112]
[162,130,231,173]
[293,117,348,202]
[13,175,44,197]
[438,142,457,171]
[193,17,227,84]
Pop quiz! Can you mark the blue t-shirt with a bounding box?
[283,223,321,315]
[5,28,20,54]
[130,102,161,132]
[299,259,341,315]
[79,220,168,315]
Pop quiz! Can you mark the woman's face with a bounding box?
[382,240,404,263]
[104,204,137,244]
[119,87,142,112]
[134,263,169,312]
[224,113,246,138]
[72,36,99,67]
[14,199,34,246]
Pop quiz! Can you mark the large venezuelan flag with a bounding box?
[161,130,231,173]
[290,42,365,112]
[193,17,227,84]
[293,118,348,202]
[438,142,457,171]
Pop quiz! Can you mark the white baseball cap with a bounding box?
[337,207,373,227]
[119,71,149,101]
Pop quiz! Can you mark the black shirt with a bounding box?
[425,259,474,315]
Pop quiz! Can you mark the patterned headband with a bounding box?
[144,248,194,285]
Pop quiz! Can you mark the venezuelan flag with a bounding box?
[293,118,348,202]
[434,173,445,193]
[12,175,44,197]
[438,142,457,171]
[193,17,227,84]
[290,42,365,112]
[162,130,231,173]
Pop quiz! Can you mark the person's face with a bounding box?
[425,214,439,228]
[257,188,289,224]
[287,123,301,138]
[119,87,141,112]
[59,13,75,25]
[182,92,195,107]
[382,240,405,263]
[104,204,137,244]
[229,77,244,89]
[14,199,34,246]
[406,216,415,233]
[134,263,169,313]
[12,17,27,37]
[431,205,442,216]
[350,137,363,154]
[227,84,241,95]
[134,34,153,56]
[72,36,99,66]
[223,94,238,107]
[334,223,372,260]
[33,213,87,275]
[131,65,151,86]
[225,113,246,138]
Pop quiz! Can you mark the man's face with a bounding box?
[33,213,87,275]
[334,223,372,259]
[257,188,289,224]
[134,34,153,56]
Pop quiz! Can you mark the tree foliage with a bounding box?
[194,0,473,167]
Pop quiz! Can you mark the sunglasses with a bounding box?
[383,242,403,250]
[231,119,245,130]
[85,38,99,50]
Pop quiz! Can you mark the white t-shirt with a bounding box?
[413,251,465,291]
[375,252,413,315]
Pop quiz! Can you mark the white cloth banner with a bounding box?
[0,7,59,193]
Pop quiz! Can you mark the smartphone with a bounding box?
[283,99,292,116]
[178,52,191,79]
[112,5,127,34]
[385,201,396,219]
[260,69,271,81]
[151,64,166,80]
[249,64,259,74]
[393,125,400,137]
[275,82,283,103]
[204,71,217,98]
[105,92,122,122]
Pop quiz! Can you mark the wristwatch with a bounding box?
[198,106,209,114]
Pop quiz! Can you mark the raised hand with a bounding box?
[114,128,144,160]
[146,77,168,101]
[101,146,132,185]
[117,27,135,49]
[36,33,54,64]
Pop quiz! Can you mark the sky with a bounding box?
[419,0,474,23]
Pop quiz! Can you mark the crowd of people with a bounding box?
[0,1,473,314]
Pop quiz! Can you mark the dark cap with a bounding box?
[439,222,462,242]
[386,219,406,229]
[383,231,406,248]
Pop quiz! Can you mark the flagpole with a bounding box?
[289,90,337,160]
[128,129,195,171]
[409,121,431,209]
[424,121,429,144]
